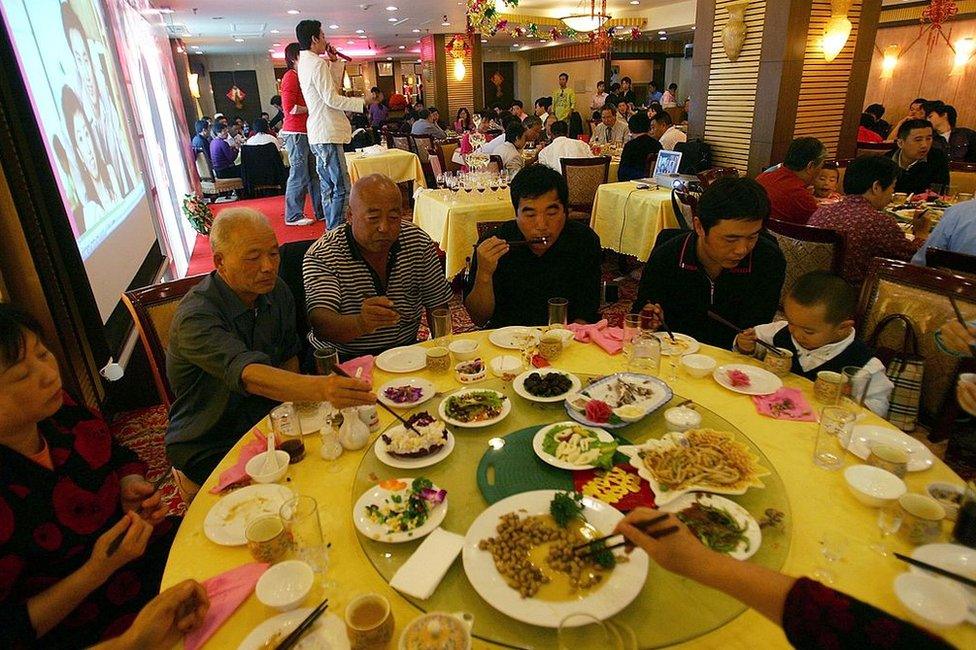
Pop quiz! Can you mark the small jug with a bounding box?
[338,407,370,450]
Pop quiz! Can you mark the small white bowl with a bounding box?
[926,482,965,521]
[455,358,487,383]
[681,354,717,379]
[893,572,968,629]
[843,464,907,508]
[664,406,703,432]
[245,450,290,484]
[448,339,480,361]
[255,560,314,611]
[490,355,522,381]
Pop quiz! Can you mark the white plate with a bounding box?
[438,388,512,428]
[462,490,649,627]
[237,610,349,650]
[512,368,582,403]
[653,332,700,356]
[910,543,976,624]
[488,326,542,350]
[373,427,456,469]
[353,478,448,543]
[845,424,935,472]
[204,484,294,546]
[712,364,783,396]
[659,493,761,561]
[532,422,616,470]
[565,373,672,429]
[375,346,427,373]
[377,377,436,409]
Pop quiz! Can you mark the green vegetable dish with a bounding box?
[364,477,447,534]
[542,424,617,470]
[676,501,750,554]
[444,391,506,423]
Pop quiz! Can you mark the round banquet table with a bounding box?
[161,331,975,649]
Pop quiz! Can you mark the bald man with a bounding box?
[166,208,374,494]
[304,174,453,358]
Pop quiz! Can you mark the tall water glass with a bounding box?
[622,314,640,359]
[557,614,620,650]
[548,297,569,328]
[628,333,661,375]
[280,495,330,574]
[814,406,856,470]
[431,307,452,341]
[314,345,340,376]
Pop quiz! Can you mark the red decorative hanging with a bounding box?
[226,85,246,109]
[921,0,959,48]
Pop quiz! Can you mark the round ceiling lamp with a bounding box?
[560,14,609,32]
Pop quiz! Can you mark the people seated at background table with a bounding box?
[244,118,283,148]
[521,115,544,146]
[864,103,890,139]
[648,80,663,103]
[192,119,211,164]
[925,100,976,163]
[756,136,826,225]
[591,107,629,146]
[538,119,593,173]
[0,303,176,647]
[812,163,843,204]
[662,83,679,107]
[591,80,609,113]
[735,271,893,417]
[886,118,951,195]
[543,114,558,142]
[166,209,374,492]
[885,97,927,142]
[632,177,786,348]
[567,111,585,140]
[613,511,952,650]
[617,112,662,182]
[651,110,687,151]
[510,100,529,123]
[479,120,528,175]
[618,76,637,106]
[304,174,453,358]
[455,107,473,132]
[269,94,284,131]
[911,198,976,265]
[410,108,446,139]
[534,96,552,124]
[616,100,634,124]
[857,112,885,144]
[465,165,602,327]
[368,86,389,129]
[552,72,575,121]
[808,155,923,286]
[209,122,242,179]
[604,82,622,115]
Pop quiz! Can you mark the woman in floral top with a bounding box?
[0,304,174,647]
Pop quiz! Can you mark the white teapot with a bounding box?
[338,407,370,450]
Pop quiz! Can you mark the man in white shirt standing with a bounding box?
[591,107,628,145]
[296,19,364,229]
[538,120,592,172]
[651,111,687,151]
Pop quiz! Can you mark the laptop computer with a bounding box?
[651,149,698,187]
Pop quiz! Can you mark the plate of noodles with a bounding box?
[618,429,769,506]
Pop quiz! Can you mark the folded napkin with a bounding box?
[209,430,268,494]
[338,355,374,386]
[184,562,268,650]
[362,144,386,156]
[389,528,464,600]
[751,388,817,422]
[567,320,624,355]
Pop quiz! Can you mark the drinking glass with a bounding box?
[548,297,569,328]
[270,404,305,463]
[622,314,640,359]
[430,307,452,341]
[871,504,903,557]
[280,495,330,576]
[313,346,340,376]
[813,531,849,585]
[813,406,855,470]
[557,614,620,650]
[628,333,661,375]
[841,365,871,410]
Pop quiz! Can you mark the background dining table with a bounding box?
[161,330,975,649]
[345,148,427,188]
[590,182,681,261]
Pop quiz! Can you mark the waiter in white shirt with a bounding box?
[295,19,365,229]
[538,121,592,172]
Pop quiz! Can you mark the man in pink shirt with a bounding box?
[756,137,826,225]
[279,42,323,226]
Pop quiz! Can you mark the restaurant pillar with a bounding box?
[689,0,883,177]
[420,34,484,122]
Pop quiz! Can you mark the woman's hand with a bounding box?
[120,476,167,525]
[93,580,209,650]
[86,512,152,583]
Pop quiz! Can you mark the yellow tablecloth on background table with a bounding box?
[345,149,427,188]
[161,333,974,649]
[591,182,679,260]
[412,189,515,277]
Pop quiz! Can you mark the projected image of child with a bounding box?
[61,85,120,226]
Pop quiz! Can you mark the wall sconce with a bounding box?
[822,0,853,63]
[453,58,466,81]
[952,37,976,75]
[446,34,470,81]
[880,44,899,78]
[187,72,200,98]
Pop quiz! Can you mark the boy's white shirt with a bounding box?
[750,321,894,418]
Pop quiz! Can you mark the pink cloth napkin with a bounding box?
[183,562,268,650]
[338,354,374,386]
[209,430,268,494]
[752,387,817,422]
[567,320,624,355]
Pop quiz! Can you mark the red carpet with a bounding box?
[185,195,327,277]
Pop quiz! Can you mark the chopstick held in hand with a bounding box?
[331,365,420,434]
[707,310,786,357]
[947,296,976,357]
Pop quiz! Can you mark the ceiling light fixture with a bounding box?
[560,14,609,32]
[287,9,300,15]
[355,29,365,34]
[234,37,244,42]
[159,7,175,13]
[398,45,405,49]
[386,5,398,10]
[270,29,280,34]
[268,48,275,52]
[441,14,450,26]
[629,0,639,4]
[386,56,392,60]
[388,17,398,22]
[412,28,421,33]
[658,30,667,35]
[329,24,339,29]
[273,42,281,46]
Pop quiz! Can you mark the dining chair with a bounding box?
[195,152,242,201]
[926,247,976,276]
[949,161,976,195]
[766,219,845,310]
[856,142,895,158]
[392,134,412,152]
[435,139,462,174]
[410,134,437,187]
[856,257,976,441]
[240,142,287,197]
[560,156,611,222]
[670,180,700,230]
[696,167,739,187]
[643,152,658,179]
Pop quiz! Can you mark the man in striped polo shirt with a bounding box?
[303,174,453,358]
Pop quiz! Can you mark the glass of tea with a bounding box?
[344,593,394,650]
[271,403,305,463]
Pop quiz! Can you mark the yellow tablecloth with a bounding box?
[345,149,427,188]
[591,182,679,260]
[161,334,974,650]
[412,189,515,277]
[609,159,619,183]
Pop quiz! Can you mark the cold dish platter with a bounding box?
[659,493,761,561]
[353,477,448,543]
[564,373,672,429]
[654,332,700,356]
[438,388,511,428]
[373,412,455,469]
[377,377,436,409]
[532,422,618,471]
[513,369,582,403]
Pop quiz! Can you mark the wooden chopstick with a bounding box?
[707,310,786,357]
[576,526,680,558]
[572,513,669,552]
[107,470,172,556]
[659,317,677,343]
[276,599,330,650]
[894,553,976,589]
[332,365,421,434]
[947,296,976,357]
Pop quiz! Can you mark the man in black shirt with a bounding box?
[886,119,951,194]
[632,177,786,347]
[618,76,637,107]
[465,165,602,328]
[618,112,661,182]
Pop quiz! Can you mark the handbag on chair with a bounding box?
[867,314,925,431]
